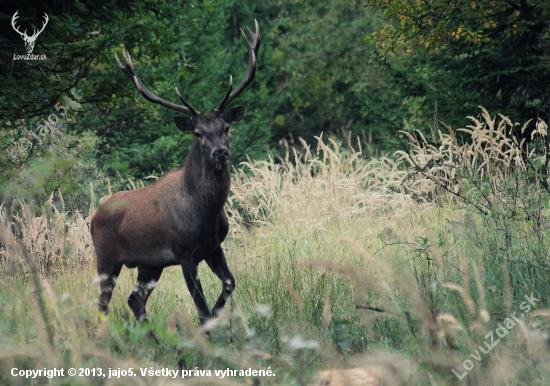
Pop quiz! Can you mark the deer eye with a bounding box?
[193,131,203,138]
[225,126,230,133]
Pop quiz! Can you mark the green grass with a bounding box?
[2,128,550,385]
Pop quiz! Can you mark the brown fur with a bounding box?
[91,111,238,322]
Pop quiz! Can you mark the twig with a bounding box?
[355,305,386,313]
[393,125,489,215]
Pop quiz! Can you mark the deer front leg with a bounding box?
[182,263,211,324]
[206,246,235,317]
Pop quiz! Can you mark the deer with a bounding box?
[11,11,49,54]
[90,21,260,324]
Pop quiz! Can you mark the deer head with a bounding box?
[11,11,49,53]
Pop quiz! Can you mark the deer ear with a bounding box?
[174,116,194,132]
[224,106,245,123]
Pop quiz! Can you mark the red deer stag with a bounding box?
[90,21,260,323]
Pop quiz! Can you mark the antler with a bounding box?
[30,13,49,39]
[115,49,198,116]
[11,11,49,39]
[11,11,27,38]
[216,20,261,112]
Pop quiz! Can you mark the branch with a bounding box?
[394,127,489,215]
[355,305,386,313]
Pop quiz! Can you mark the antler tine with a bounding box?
[11,11,27,38]
[245,19,261,56]
[114,50,134,82]
[122,48,132,67]
[217,20,260,112]
[215,75,233,112]
[31,13,48,38]
[115,49,197,116]
[175,87,199,116]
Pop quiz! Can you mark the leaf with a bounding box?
[61,95,82,111]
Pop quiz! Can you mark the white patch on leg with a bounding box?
[93,274,109,284]
[146,280,159,290]
[133,282,143,293]
[225,279,232,285]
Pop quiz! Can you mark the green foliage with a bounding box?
[4,0,550,186]
[0,119,100,210]
[71,0,272,178]
[3,0,431,183]
[0,0,166,120]
[368,0,550,53]
[368,0,550,134]
[264,0,401,150]
[58,0,406,179]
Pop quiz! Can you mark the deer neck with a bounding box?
[182,141,230,212]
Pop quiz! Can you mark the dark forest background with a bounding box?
[1,0,549,209]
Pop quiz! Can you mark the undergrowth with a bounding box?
[1,108,550,385]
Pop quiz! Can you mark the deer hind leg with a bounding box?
[206,246,235,318]
[128,266,164,322]
[97,261,123,315]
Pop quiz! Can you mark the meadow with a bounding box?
[1,109,550,385]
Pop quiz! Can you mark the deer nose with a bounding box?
[213,148,230,163]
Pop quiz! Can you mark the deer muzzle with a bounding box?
[212,148,230,168]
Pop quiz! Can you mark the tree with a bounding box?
[261,0,401,150]
[367,0,550,131]
[72,0,271,178]
[3,0,415,209]
[0,0,198,206]
[0,0,163,120]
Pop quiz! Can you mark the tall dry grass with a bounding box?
[226,133,415,235]
[1,108,550,385]
[396,107,549,207]
[0,194,93,276]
